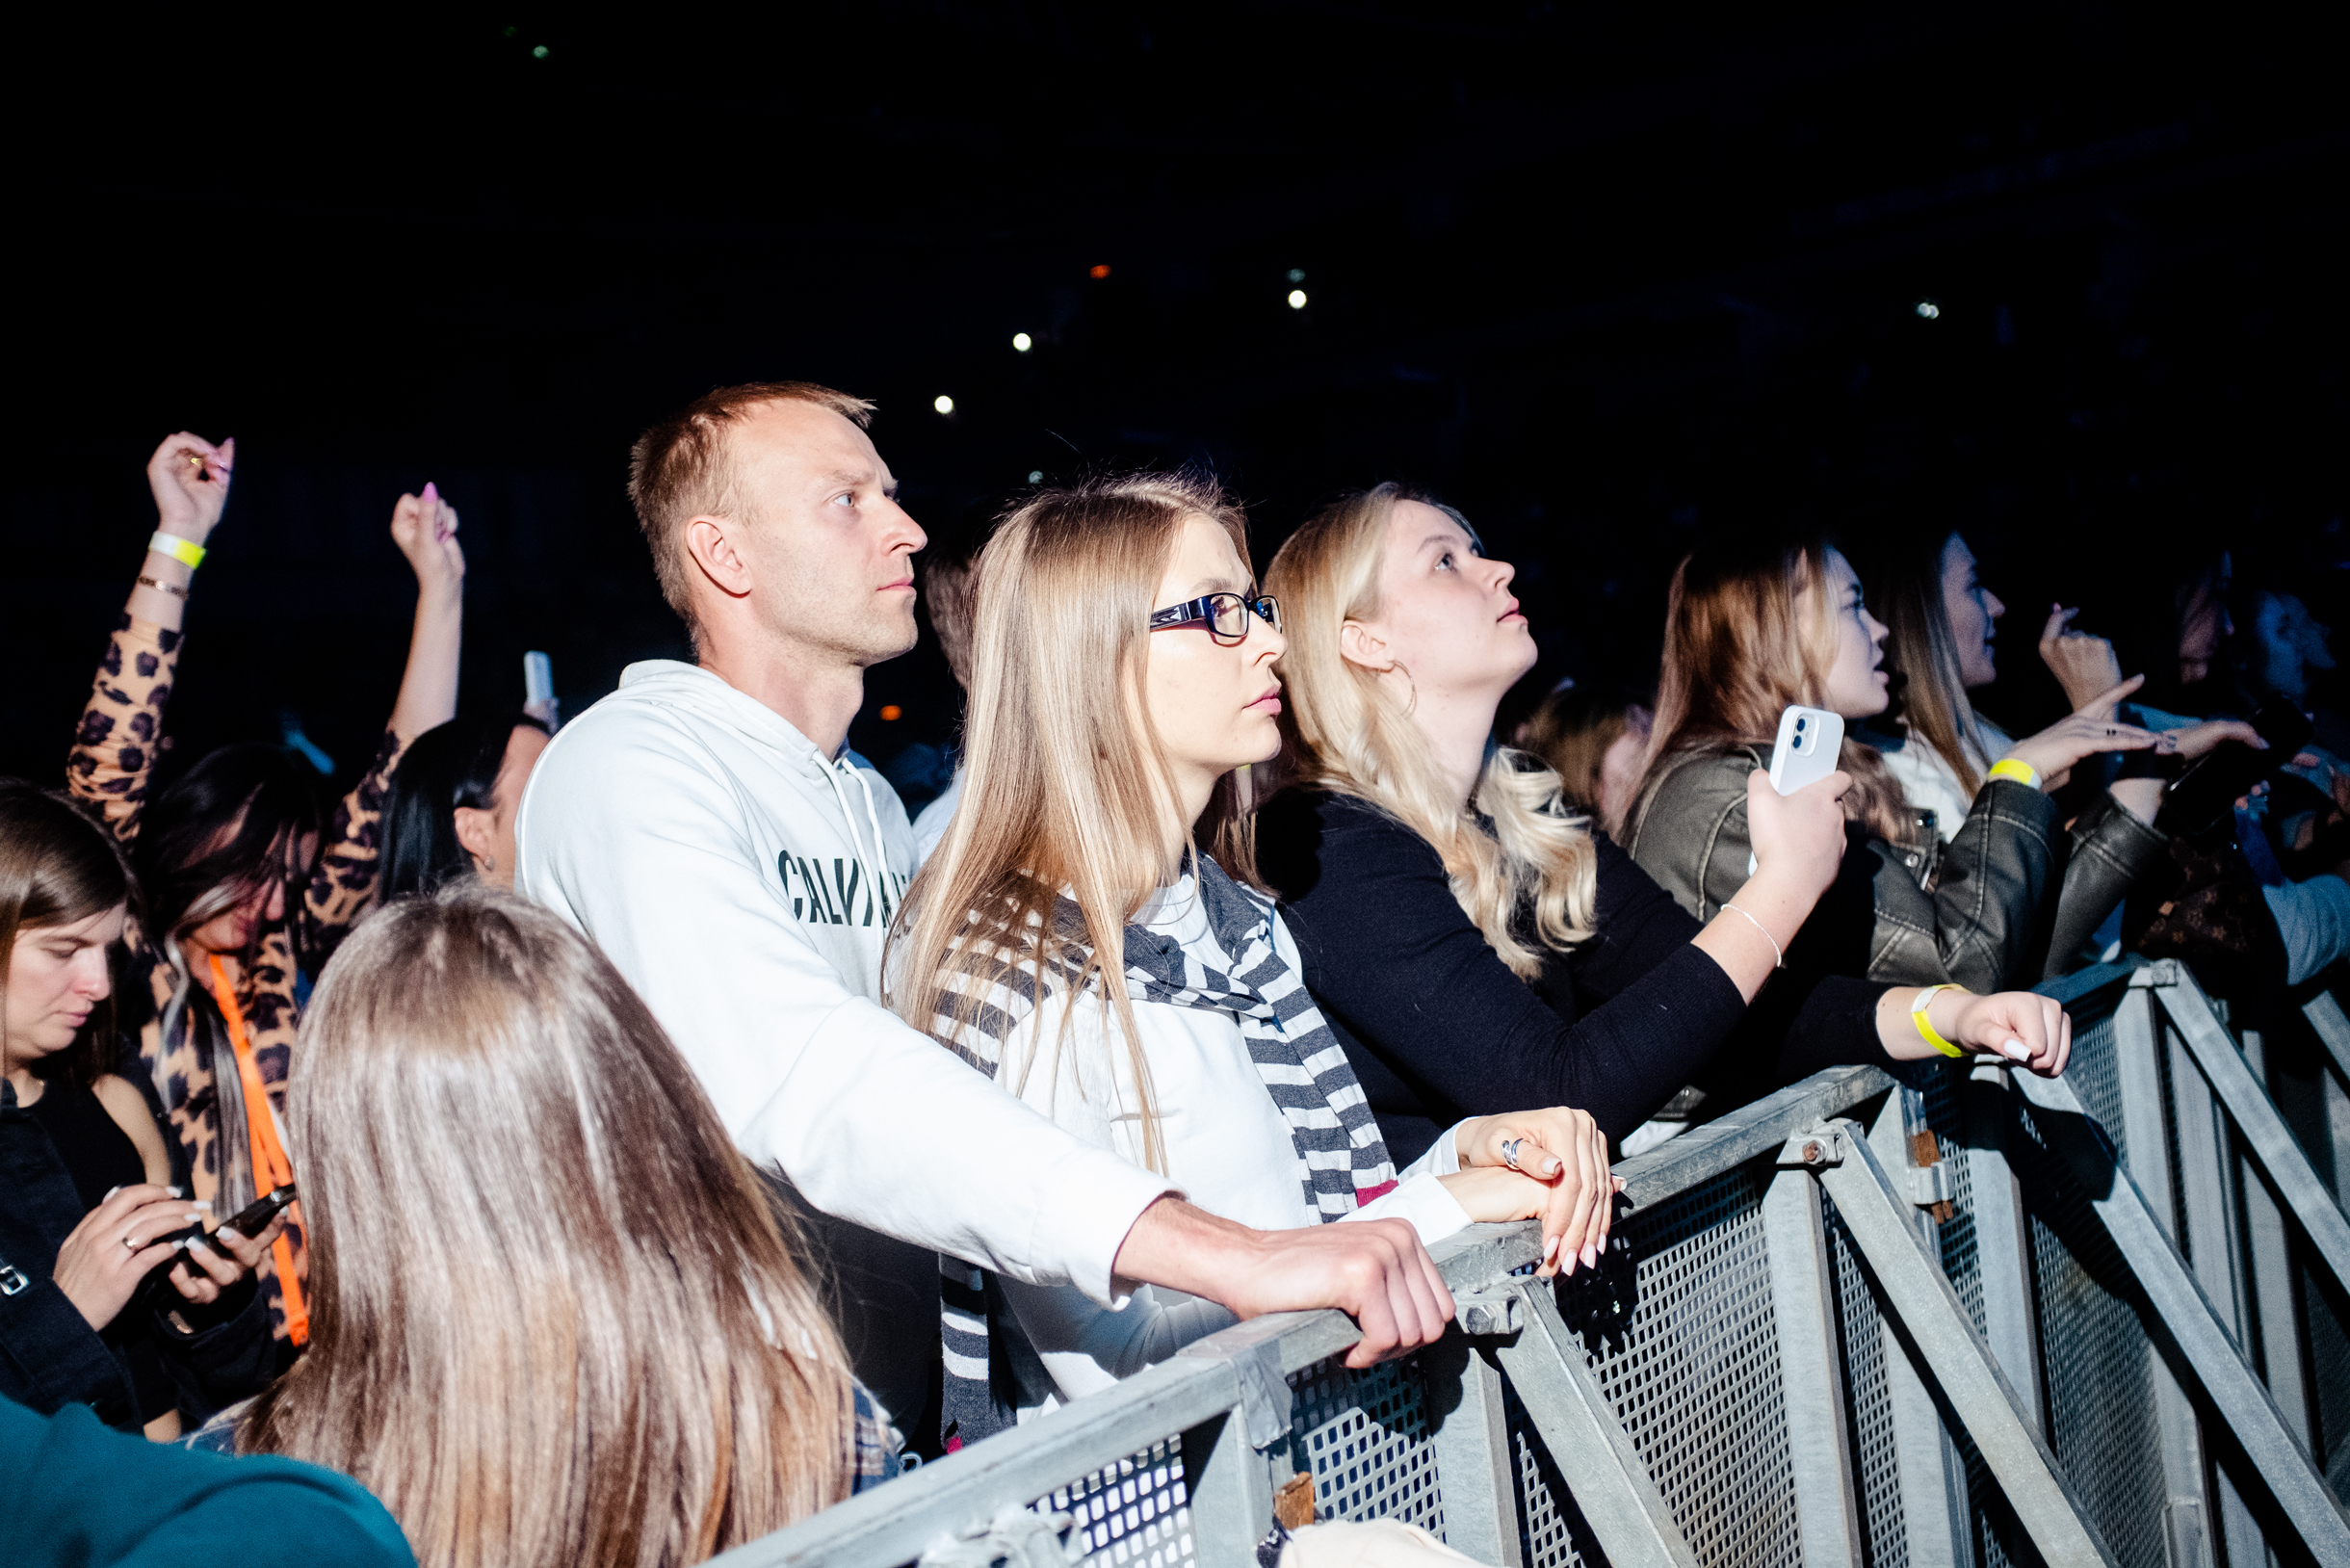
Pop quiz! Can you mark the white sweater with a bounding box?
[514,662,1175,1415]
[960,875,1473,1413]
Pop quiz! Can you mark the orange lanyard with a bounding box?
[206,954,309,1346]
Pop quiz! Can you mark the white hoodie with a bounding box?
[515,662,1174,1414]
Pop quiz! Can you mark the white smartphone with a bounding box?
[1749,705,1844,874]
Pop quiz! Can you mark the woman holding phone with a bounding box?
[1258,485,2071,1161]
[1628,531,2169,996]
[2,782,284,1439]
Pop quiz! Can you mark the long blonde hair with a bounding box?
[1863,530,1992,797]
[1629,533,1913,846]
[887,474,1260,1174]
[245,885,852,1568]
[1265,483,1596,981]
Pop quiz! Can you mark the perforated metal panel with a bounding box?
[1822,1192,1909,1568]
[1038,1437,1194,1568]
[2009,1093,2171,1568]
[1288,1355,1444,1532]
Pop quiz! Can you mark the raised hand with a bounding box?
[145,431,235,542]
[2039,605,2125,714]
[388,481,466,598]
[1999,678,2170,791]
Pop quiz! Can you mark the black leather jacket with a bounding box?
[1627,746,2167,991]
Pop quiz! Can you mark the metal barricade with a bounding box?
[716,961,2350,1568]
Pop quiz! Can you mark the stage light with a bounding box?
[934,395,955,415]
[1028,470,1044,483]
[1089,264,1111,279]
[1288,289,1308,309]
[1012,332,1032,353]
[1288,268,1306,283]
[879,705,902,721]
[533,44,549,58]
[1915,300,1941,319]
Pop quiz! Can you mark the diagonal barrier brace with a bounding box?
[1491,1279,1703,1568]
[2009,1067,2350,1559]
[1800,1123,2121,1567]
[2140,963,2350,1294]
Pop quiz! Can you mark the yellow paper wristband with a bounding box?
[1987,757,2040,790]
[147,531,206,569]
[1912,983,1968,1058]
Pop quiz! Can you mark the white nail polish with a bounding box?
[2001,1039,2029,1060]
[1542,1234,1559,1264]
[1581,1244,1599,1270]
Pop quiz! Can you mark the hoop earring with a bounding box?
[1390,660,1419,717]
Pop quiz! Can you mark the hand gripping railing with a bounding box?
[718,960,2350,1568]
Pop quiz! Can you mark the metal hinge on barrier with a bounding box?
[1776,1126,1846,1168]
[1453,1284,1524,1336]
[1908,1163,1956,1208]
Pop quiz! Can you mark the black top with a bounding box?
[20,1076,173,1423]
[1258,788,1896,1165]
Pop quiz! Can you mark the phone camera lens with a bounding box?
[1794,719,1807,731]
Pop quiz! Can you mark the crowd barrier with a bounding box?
[715,959,2350,1568]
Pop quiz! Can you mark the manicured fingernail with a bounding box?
[1581,1244,1599,1270]
[191,1200,211,1211]
[1543,1158,1562,1177]
[105,1186,121,1199]
[2001,1039,2029,1060]
[169,1186,183,1197]
[1542,1235,1559,1265]
[1561,1250,1577,1276]
[423,481,438,504]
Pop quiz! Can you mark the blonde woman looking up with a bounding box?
[220,885,895,1567]
[1257,485,2022,1163]
[891,476,1607,1444]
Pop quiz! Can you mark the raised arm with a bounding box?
[65,433,234,838]
[300,485,466,941]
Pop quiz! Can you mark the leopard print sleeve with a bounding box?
[299,725,413,961]
[65,614,183,843]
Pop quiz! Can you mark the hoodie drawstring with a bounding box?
[822,755,896,928]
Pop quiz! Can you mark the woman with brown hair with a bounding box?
[226,883,891,1567]
[2,781,285,1439]
[1627,531,2168,993]
[1258,486,2072,1164]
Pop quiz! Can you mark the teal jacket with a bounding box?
[0,1395,413,1568]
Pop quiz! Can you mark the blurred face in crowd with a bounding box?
[1345,500,1535,709]
[2178,560,2232,688]
[1813,548,1892,719]
[1597,705,1654,827]
[3,903,123,1062]
[721,399,927,667]
[1142,515,1287,822]
[2253,590,2334,705]
[185,826,319,958]
[454,724,553,886]
[1940,533,2006,688]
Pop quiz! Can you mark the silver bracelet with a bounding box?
[1720,902,1785,969]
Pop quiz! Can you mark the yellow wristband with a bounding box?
[1987,757,2039,790]
[1912,983,1968,1058]
[147,531,206,569]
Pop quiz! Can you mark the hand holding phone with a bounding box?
[1751,706,1846,875]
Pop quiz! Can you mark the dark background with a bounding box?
[6,6,2344,808]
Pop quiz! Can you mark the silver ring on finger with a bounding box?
[122,1234,140,1251]
[1501,1137,1525,1171]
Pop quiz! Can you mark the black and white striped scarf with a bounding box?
[933,856,1397,1449]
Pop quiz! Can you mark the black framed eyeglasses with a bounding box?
[1149,591,1281,645]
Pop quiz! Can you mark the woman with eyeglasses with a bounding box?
[1257,486,2076,1164]
[889,475,1614,1441]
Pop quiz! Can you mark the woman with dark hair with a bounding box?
[1628,532,2169,995]
[2,781,287,1438]
[378,714,550,898]
[65,432,462,1357]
